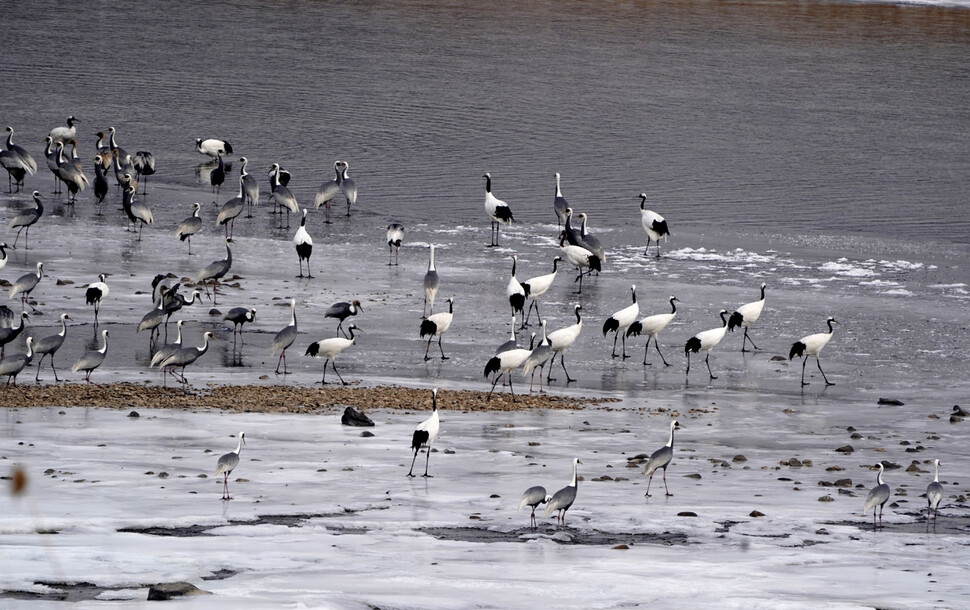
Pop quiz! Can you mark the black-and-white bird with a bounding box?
[10,262,44,313]
[325,299,363,338]
[519,485,551,530]
[603,285,639,359]
[553,172,569,228]
[72,329,109,383]
[0,242,8,274]
[423,244,439,318]
[0,336,33,386]
[520,256,560,329]
[9,190,44,250]
[558,231,600,294]
[215,431,245,501]
[420,297,453,361]
[270,299,298,375]
[294,208,313,278]
[386,223,404,266]
[85,274,109,325]
[728,282,766,352]
[209,152,226,197]
[639,193,670,258]
[196,138,233,158]
[48,116,78,145]
[627,296,678,366]
[789,316,837,386]
[640,420,681,497]
[483,173,514,247]
[217,176,246,241]
[862,462,891,528]
[92,154,108,208]
[158,331,214,386]
[522,320,553,393]
[305,324,361,385]
[507,254,527,325]
[194,240,232,304]
[223,307,256,337]
[547,304,583,383]
[33,314,70,381]
[407,388,440,477]
[484,340,533,401]
[133,151,155,194]
[685,309,729,380]
[926,459,943,521]
[544,458,581,527]
[175,203,203,254]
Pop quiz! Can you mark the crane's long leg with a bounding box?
[742,328,760,352]
[645,472,655,497]
[407,448,419,477]
[422,445,433,477]
[705,354,718,380]
[656,340,671,367]
[611,333,619,358]
[662,468,672,497]
[800,357,809,386]
[424,336,434,361]
[817,356,834,386]
[331,360,347,385]
[437,336,448,360]
[621,333,630,359]
[487,372,504,400]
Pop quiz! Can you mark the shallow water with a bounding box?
[1,0,969,606]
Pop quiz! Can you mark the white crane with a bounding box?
[789,316,837,386]
[639,193,670,257]
[728,282,766,352]
[506,254,526,326]
[85,274,109,325]
[484,340,533,401]
[521,256,560,328]
[294,208,313,278]
[602,285,639,359]
[627,296,678,366]
[483,173,514,247]
[558,230,600,294]
[685,309,729,380]
[305,324,361,385]
[386,223,404,266]
[407,388,440,477]
[547,304,583,383]
[420,298,453,361]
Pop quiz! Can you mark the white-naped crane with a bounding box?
[728,282,766,352]
[159,331,214,386]
[506,254,527,326]
[0,311,29,359]
[926,459,944,522]
[85,274,109,326]
[862,462,891,529]
[553,172,568,228]
[423,244,439,317]
[325,299,363,338]
[639,193,670,257]
[547,304,583,383]
[314,161,341,224]
[10,262,44,313]
[1,127,37,193]
[238,157,259,217]
[521,256,560,328]
[175,202,203,254]
[407,388,440,478]
[420,297,453,361]
[9,190,44,249]
[305,323,361,385]
[483,172,514,247]
[336,160,357,217]
[577,213,606,268]
[72,329,109,383]
[789,316,837,386]
[639,420,681,497]
[122,182,153,239]
[270,299,298,375]
[522,320,553,393]
[544,458,581,527]
[627,296,678,366]
[386,223,404,266]
[602,285,639,359]
[149,319,185,370]
[215,431,245,501]
[685,309,729,380]
[519,485,551,530]
[0,336,33,386]
[217,175,246,241]
[223,307,256,339]
[294,208,313,278]
[194,239,232,304]
[269,162,299,228]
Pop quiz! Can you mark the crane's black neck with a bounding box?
[484,174,492,193]
[639,194,647,210]
[574,306,582,324]
[669,297,677,314]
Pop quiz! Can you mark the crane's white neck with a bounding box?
[667,423,676,448]
[570,459,579,487]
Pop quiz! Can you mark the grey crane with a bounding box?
[195,240,232,304]
[577,213,606,268]
[386,223,404,266]
[9,191,44,249]
[149,319,185,369]
[270,299,298,374]
[10,262,44,312]
[325,299,362,338]
[926,459,943,521]
[294,208,313,277]
[85,274,109,325]
[92,154,108,209]
[55,141,87,203]
[423,245,439,317]
[1,127,37,192]
[337,160,357,217]
[33,313,70,381]
[0,312,29,358]
[122,182,153,239]
[132,151,155,194]
[163,288,202,326]
[209,152,226,198]
[519,485,551,529]
[239,157,259,217]
[137,301,167,344]
[305,324,361,385]
[522,320,553,392]
[215,431,245,501]
[640,420,682,497]
[0,336,33,386]
[553,172,568,228]
[544,458,582,527]
[175,203,203,254]
[407,388,440,477]
[72,329,109,383]
[159,331,214,386]
[269,163,298,228]
[223,307,256,337]
[217,175,246,241]
[313,161,341,224]
[107,127,129,163]
[862,462,891,529]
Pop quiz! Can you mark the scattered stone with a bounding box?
[906,462,925,473]
[56,279,74,286]
[685,473,702,479]
[469,515,481,520]
[850,433,862,439]
[838,488,855,496]
[359,431,375,438]
[732,455,747,462]
[788,458,802,467]
[341,406,374,427]
[208,308,221,316]
[528,441,541,446]
[817,480,832,487]
[770,355,787,362]
[879,460,902,470]
[815,528,829,535]
[818,496,834,502]
[489,494,500,498]
[677,511,697,517]
[443,449,456,454]
[128,410,140,418]
[147,582,212,601]
[157,472,169,479]
[877,398,905,406]
[613,544,629,550]
[834,478,852,487]
[836,445,854,454]
[749,510,765,518]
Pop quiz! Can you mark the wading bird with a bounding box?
[685,309,729,380]
[627,296,678,366]
[483,173,514,247]
[639,193,670,257]
[728,282,766,352]
[790,316,837,386]
[215,431,245,501]
[862,462,891,529]
[519,485,551,530]
[641,420,681,497]
[544,458,581,527]
[420,298,453,360]
[305,324,361,385]
[407,388,440,477]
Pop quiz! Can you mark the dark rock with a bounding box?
[835,445,854,454]
[613,544,629,550]
[677,511,697,517]
[877,398,905,406]
[770,355,787,362]
[147,582,212,601]
[788,458,803,467]
[732,455,747,462]
[128,411,140,418]
[341,406,374,427]
[749,510,765,517]
[834,478,852,487]
[818,496,834,502]
[359,431,375,438]
[207,308,221,316]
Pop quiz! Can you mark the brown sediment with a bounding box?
[0,383,618,413]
